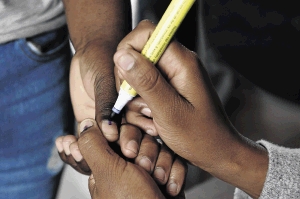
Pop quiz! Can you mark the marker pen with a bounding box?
[110,0,196,120]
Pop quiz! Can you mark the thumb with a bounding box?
[77,118,120,175]
[114,49,184,124]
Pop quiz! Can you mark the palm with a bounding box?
[69,55,95,125]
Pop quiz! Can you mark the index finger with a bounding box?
[114,21,203,128]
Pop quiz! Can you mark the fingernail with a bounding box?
[118,54,135,71]
[168,182,179,195]
[126,140,138,155]
[79,119,94,135]
[63,141,71,155]
[56,145,63,153]
[146,129,154,136]
[141,108,151,117]
[139,156,152,172]
[154,167,166,182]
[101,120,118,142]
[73,148,83,162]
[55,138,63,153]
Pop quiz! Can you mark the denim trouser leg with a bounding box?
[0,26,73,199]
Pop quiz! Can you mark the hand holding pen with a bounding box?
[115,19,268,199]
[109,0,196,121]
[58,18,267,199]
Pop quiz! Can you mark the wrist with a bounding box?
[207,134,268,198]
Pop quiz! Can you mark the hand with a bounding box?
[61,1,186,196]
[55,122,188,196]
[65,23,187,197]
[63,0,132,142]
[74,118,186,199]
[113,20,268,198]
[113,20,237,167]
[68,45,144,162]
[69,48,119,141]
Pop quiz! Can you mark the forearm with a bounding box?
[224,136,268,198]
[235,140,300,199]
[63,0,132,121]
[203,129,268,198]
[62,0,132,51]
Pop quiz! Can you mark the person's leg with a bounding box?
[0,26,74,199]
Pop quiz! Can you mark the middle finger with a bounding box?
[135,134,160,174]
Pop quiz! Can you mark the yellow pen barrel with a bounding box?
[120,81,138,96]
[120,0,195,97]
[142,0,196,64]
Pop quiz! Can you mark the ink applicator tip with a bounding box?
[108,111,116,125]
[109,0,196,117]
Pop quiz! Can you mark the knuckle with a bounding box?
[62,135,76,143]
[139,19,156,29]
[136,67,160,94]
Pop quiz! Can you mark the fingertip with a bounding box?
[137,156,153,173]
[62,135,77,155]
[140,107,152,118]
[101,120,119,142]
[166,157,187,196]
[55,136,64,153]
[123,140,139,158]
[70,142,83,162]
[116,53,135,71]
[167,181,180,196]
[79,118,95,136]
[153,167,167,184]
[145,128,158,136]
[113,49,123,63]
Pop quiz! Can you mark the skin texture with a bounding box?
[76,119,186,199]
[112,20,269,198]
[58,1,268,197]
[56,57,188,196]
[55,1,187,197]
[62,0,132,140]
[60,20,269,198]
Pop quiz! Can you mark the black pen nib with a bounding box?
[108,111,116,125]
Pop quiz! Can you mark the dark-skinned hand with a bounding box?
[113,20,268,199]
[74,118,186,199]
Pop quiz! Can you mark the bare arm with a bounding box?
[63,0,131,134]
[63,0,131,51]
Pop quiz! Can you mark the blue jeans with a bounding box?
[0,26,74,199]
